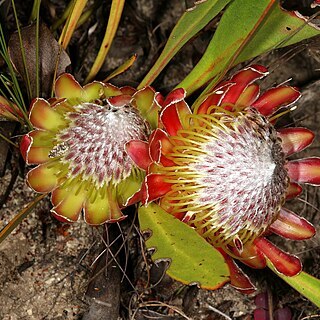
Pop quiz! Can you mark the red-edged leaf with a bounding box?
[138,0,232,88]
[267,261,320,308]
[139,202,230,289]
[178,0,320,98]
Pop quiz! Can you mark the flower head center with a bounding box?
[49,101,148,186]
[162,107,289,249]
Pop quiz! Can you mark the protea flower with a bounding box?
[20,74,159,224]
[126,65,319,293]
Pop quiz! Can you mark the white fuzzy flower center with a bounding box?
[191,112,286,238]
[162,108,288,248]
[50,102,148,186]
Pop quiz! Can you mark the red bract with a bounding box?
[127,65,319,293]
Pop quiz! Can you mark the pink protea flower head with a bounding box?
[126,65,319,293]
[20,74,159,225]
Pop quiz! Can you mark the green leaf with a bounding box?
[59,0,88,49]
[103,54,137,82]
[85,0,125,83]
[267,261,320,308]
[137,0,232,89]
[138,203,230,289]
[234,6,320,64]
[177,0,320,96]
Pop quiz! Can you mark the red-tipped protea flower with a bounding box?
[20,74,159,224]
[126,65,319,293]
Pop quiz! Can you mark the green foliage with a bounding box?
[138,0,320,99]
[139,203,230,289]
[179,0,320,98]
[267,261,320,308]
[138,0,232,89]
[84,0,125,83]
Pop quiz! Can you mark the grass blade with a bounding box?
[85,0,125,83]
[59,0,88,49]
[0,24,27,112]
[0,193,47,245]
[11,0,32,100]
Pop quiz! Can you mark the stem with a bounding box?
[82,225,122,320]
[35,0,41,97]
[29,0,41,23]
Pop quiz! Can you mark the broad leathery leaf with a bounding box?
[138,203,230,289]
[178,0,320,96]
[234,7,320,64]
[8,22,71,99]
[267,260,320,308]
[137,0,232,89]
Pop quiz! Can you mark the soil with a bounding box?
[0,1,320,319]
